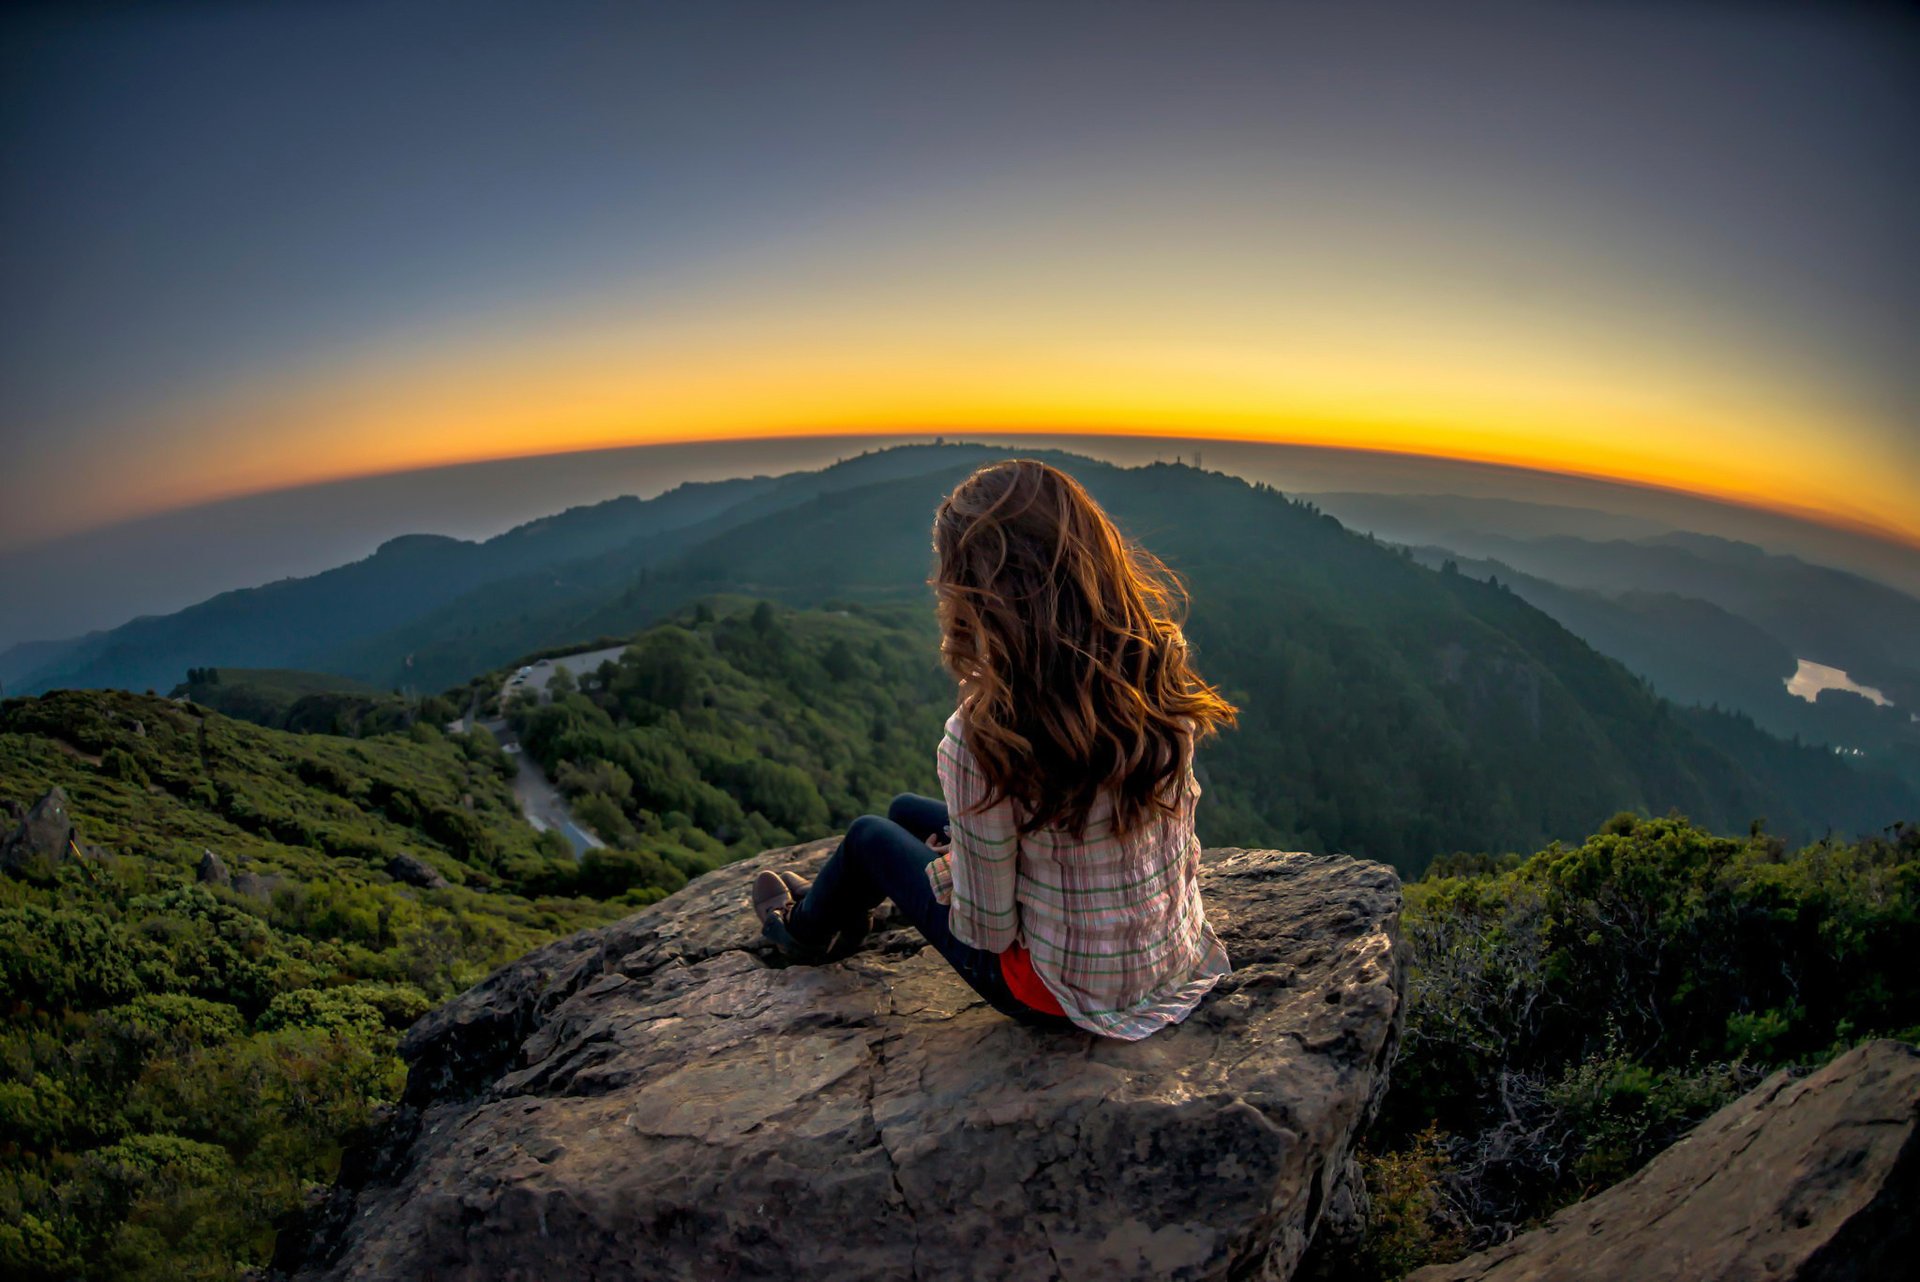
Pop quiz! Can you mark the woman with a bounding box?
[751,458,1238,1040]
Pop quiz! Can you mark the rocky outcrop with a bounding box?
[1409,1039,1920,1282]
[2,786,80,877]
[197,848,232,888]
[386,851,450,890]
[232,870,285,901]
[286,843,1406,1282]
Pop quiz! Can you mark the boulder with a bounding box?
[197,848,232,888]
[1408,1039,1920,1282]
[386,851,451,890]
[1,786,78,877]
[232,870,285,901]
[286,844,1406,1282]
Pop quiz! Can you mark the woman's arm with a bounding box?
[934,713,1020,952]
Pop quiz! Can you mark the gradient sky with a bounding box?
[2,0,1915,553]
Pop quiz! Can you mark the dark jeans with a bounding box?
[787,793,1077,1030]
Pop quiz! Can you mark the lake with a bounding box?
[1784,659,1893,708]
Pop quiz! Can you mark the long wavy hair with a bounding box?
[929,458,1238,843]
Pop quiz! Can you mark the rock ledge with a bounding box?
[288,843,1406,1282]
[1409,1038,1920,1282]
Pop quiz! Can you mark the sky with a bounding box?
[2,0,1916,556]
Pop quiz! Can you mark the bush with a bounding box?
[1345,816,1919,1278]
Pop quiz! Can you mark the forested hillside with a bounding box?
[622,457,1917,867]
[4,446,1012,697]
[16,445,1914,870]
[166,668,431,738]
[0,602,954,1279]
[2,475,785,696]
[0,691,622,1280]
[1402,546,1920,791]
[498,598,953,899]
[1343,814,1920,1276]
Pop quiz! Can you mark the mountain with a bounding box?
[9,444,1025,699]
[8,475,787,696]
[1307,491,1675,544]
[1400,547,1920,790]
[15,444,1915,864]
[1395,529,1920,709]
[433,451,1909,867]
[305,442,1022,689]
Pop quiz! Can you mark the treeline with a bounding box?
[0,690,625,1281]
[1339,814,1920,1277]
[505,598,951,902]
[170,668,455,740]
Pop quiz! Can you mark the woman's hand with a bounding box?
[925,830,951,851]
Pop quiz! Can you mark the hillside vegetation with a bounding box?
[11,446,1913,869]
[500,597,951,900]
[167,668,437,739]
[627,457,1916,868]
[1342,814,1920,1277]
[1,673,1914,1279]
[1405,545,1920,791]
[0,691,621,1281]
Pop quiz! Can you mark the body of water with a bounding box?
[1785,659,1893,708]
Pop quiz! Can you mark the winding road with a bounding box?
[482,644,634,857]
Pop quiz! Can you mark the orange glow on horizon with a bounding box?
[22,175,1918,558]
[109,418,1920,558]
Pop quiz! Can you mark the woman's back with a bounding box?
[935,709,1230,1040]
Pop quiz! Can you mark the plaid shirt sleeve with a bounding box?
[933,712,1020,952]
[927,849,956,904]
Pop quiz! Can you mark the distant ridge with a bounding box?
[8,442,1913,865]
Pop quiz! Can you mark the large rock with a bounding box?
[386,851,451,890]
[287,844,1405,1282]
[1,786,78,877]
[197,848,232,888]
[1409,1039,1920,1282]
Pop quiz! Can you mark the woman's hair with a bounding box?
[929,458,1238,842]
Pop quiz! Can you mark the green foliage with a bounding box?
[1344,815,1920,1277]
[168,667,470,742]
[0,689,625,1280]
[506,600,950,896]
[1351,1126,1465,1278]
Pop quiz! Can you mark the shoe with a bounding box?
[754,869,834,963]
[752,870,796,928]
[753,868,884,963]
[775,869,891,937]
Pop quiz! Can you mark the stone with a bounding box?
[386,851,451,890]
[1407,1039,1920,1282]
[232,871,285,901]
[284,843,1406,1282]
[1,786,78,877]
[197,848,232,888]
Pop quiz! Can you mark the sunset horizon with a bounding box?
[27,422,1912,560]
[5,2,1914,562]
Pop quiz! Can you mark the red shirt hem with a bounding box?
[999,940,1066,1015]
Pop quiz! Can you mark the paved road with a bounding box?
[500,644,632,708]
[478,716,606,857]
[482,643,633,858]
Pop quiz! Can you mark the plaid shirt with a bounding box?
[926,709,1231,1040]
